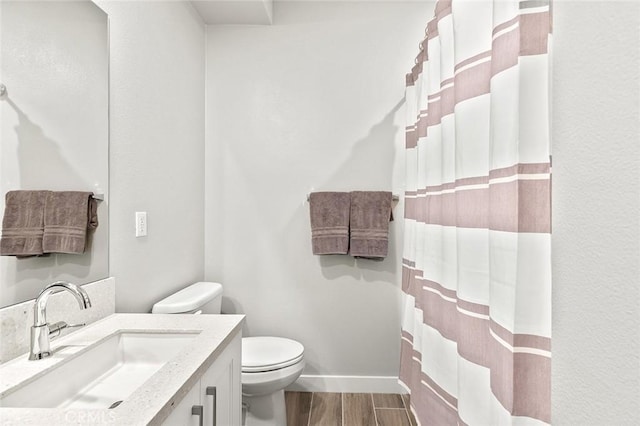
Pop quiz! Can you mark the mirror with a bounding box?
[0,0,109,307]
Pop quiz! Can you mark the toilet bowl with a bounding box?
[151,282,305,426]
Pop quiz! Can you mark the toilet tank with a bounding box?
[151,282,223,314]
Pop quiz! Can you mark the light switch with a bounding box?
[135,212,147,237]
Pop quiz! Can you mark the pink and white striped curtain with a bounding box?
[399,0,552,424]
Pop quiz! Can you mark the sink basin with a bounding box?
[0,331,199,409]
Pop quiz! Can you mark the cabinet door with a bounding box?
[201,333,242,426]
[162,380,202,426]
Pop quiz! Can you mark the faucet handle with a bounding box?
[48,321,86,339]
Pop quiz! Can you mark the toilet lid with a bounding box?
[242,337,304,373]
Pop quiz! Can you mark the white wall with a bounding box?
[95,0,206,312]
[205,1,431,381]
[552,1,640,424]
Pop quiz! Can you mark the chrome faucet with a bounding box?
[29,281,92,360]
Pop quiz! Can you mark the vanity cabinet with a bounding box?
[162,332,241,426]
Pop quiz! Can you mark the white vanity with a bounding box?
[0,313,244,425]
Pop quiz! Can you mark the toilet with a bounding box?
[151,282,305,426]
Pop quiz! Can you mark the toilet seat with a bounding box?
[242,337,304,373]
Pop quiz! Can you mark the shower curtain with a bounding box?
[400,0,552,424]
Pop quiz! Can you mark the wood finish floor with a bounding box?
[285,392,417,426]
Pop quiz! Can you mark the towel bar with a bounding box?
[92,194,104,201]
[306,193,399,202]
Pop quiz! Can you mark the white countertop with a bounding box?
[0,313,245,425]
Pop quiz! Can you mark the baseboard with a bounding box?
[286,375,403,394]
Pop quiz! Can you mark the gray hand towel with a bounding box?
[349,191,393,259]
[43,191,98,254]
[0,190,50,256]
[309,192,351,255]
